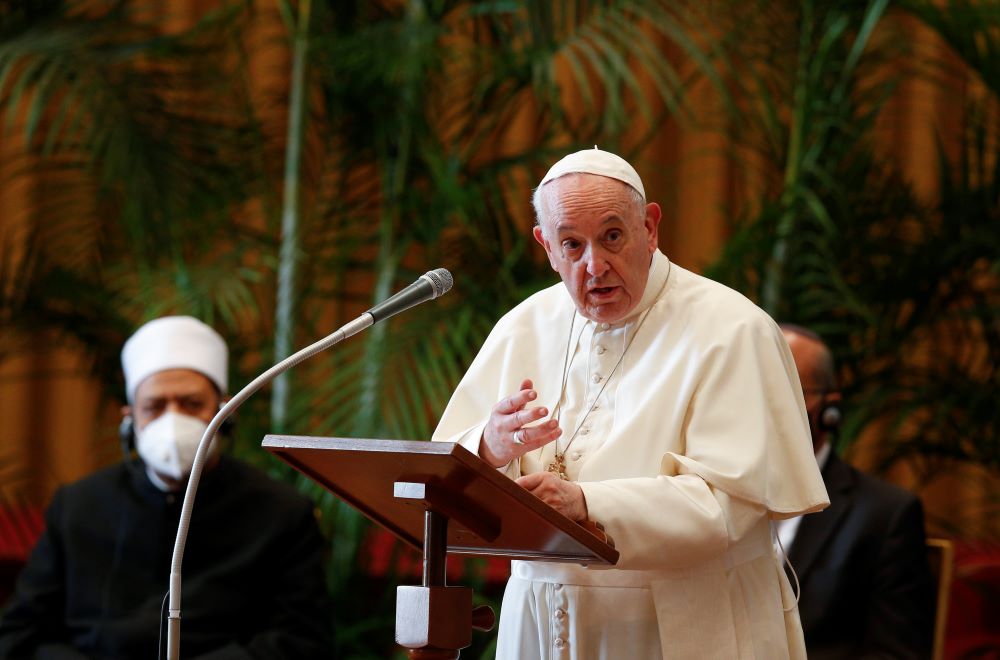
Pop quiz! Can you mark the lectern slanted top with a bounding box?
[261,435,618,565]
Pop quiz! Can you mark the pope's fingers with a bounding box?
[508,406,548,431]
[510,419,561,447]
[495,387,537,415]
[514,472,585,520]
[515,472,545,489]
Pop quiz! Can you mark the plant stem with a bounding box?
[272,0,312,432]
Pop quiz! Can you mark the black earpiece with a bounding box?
[819,404,842,432]
[119,415,135,458]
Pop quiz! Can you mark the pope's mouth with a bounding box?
[588,286,618,299]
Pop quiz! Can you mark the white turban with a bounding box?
[539,146,645,199]
[121,316,228,402]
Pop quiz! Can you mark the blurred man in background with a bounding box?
[0,315,331,659]
[779,323,935,659]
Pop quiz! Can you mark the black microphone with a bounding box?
[366,268,454,324]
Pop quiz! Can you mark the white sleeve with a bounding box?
[580,475,765,570]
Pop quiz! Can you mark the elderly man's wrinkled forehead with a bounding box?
[533,173,645,237]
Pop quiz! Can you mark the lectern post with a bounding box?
[422,508,447,588]
[395,503,495,659]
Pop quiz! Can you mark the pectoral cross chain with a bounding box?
[546,452,569,481]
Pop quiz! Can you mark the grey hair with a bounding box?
[532,175,646,239]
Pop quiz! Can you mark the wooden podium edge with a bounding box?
[262,435,619,565]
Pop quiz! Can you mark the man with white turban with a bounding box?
[432,148,830,659]
[0,316,332,659]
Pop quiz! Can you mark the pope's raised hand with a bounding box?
[480,378,561,468]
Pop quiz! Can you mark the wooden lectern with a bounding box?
[262,436,619,659]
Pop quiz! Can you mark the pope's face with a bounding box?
[533,174,661,323]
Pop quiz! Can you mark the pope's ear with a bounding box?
[532,224,546,248]
[533,226,558,271]
[644,202,662,252]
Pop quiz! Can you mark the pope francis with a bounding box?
[432,148,830,659]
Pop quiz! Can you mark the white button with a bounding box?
[555,638,566,648]
[570,451,582,461]
[592,374,602,383]
[554,583,563,590]
[554,608,566,619]
[592,403,600,411]
[580,427,590,435]
[595,345,606,355]
[600,323,610,330]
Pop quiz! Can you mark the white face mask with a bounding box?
[135,411,213,484]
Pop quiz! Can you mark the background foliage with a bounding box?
[1,0,997,655]
[707,0,1000,492]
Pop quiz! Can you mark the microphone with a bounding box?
[166,267,452,660]
[366,268,454,324]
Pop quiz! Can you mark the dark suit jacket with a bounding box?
[787,452,935,660]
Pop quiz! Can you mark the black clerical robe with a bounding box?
[0,456,331,659]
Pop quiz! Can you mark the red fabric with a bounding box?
[0,504,45,605]
[944,542,1000,660]
[0,505,44,562]
[361,528,510,586]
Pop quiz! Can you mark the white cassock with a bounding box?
[432,250,829,659]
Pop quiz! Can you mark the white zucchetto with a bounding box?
[121,316,228,402]
[539,146,645,199]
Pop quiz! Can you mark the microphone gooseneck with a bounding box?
[166,268,452,660]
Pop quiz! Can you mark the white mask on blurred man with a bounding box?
[136,411,211,484]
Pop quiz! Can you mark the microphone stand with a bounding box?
[164,267,452,658]
[165,314,372,660]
